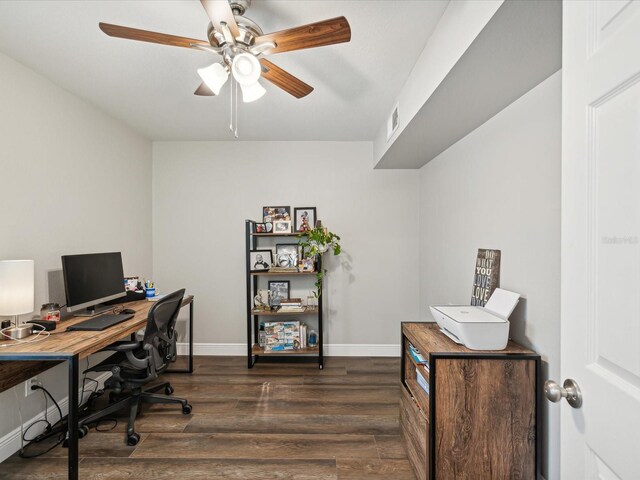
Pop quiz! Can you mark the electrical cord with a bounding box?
[19,385,65,458]
[0,324,50,348]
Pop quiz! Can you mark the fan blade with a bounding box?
[200,0,240,38]
[254,17,351,55]
[260,59,313,99]
[194,82,216,96]
[99,23,209,49]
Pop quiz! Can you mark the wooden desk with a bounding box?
[0,295,194,480]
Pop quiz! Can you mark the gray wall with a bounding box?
[0,51,152,457]
[152,141,420,350]
[418,71,561,479]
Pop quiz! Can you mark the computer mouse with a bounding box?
[121,308,136,315]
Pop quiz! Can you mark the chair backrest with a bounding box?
[143,289,185,375]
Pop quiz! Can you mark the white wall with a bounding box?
[418,71,561,479]
[0,52,152,458]
[152,141,420,352]
[373,0,503,165]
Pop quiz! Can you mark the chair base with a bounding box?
[78,382,191,445]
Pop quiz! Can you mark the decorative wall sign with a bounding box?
[470,249,501,306]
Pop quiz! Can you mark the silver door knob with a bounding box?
[544,379,582,408]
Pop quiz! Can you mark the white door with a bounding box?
[561,1,640,478]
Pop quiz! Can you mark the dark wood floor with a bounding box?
[1,356,415,479]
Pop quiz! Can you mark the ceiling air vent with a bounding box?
[387,103,399,141]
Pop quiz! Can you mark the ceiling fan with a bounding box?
[99,0,351,102]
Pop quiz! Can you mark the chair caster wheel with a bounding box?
[165,385,174,395]
[127,433,140,446]
[182,404,192,414]
[78,426,89,439]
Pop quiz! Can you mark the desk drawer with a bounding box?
[400,385,428,480]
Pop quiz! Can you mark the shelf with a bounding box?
[251,308,319,316]
[252,344,319,355]
[406,379,430,416]
[406,351,430,383]
[251,232,302,237]
[251,271,316,276]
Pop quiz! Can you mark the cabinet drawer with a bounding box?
[400,385,429,480]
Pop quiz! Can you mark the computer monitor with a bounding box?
[62,252,126,316]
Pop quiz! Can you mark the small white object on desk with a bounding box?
[429,288,521,350]
[147,294,166,302]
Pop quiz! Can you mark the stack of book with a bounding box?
[264,321,301,351]
[279,298,305,313]
[409,343,430,395]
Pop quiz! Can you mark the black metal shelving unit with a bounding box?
[245,220,324,369]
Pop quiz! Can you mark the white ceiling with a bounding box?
[0,0,448,141]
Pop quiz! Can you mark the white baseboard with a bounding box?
[0,372,111,463]
[177,343,400,357]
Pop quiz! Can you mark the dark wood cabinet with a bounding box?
[400,322,540,479]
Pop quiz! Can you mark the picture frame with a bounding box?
[300,258,315,272]
[294,207,316,232]
[268,280,290,302]
[254,223,267,233]
[273,220,292,234]
[263,206,291,224]
[249,249,273,272]
[276,244,300,268]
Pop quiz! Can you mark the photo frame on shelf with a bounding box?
[276,244,299,268]
[254,223,268,233]
[249,249,273,272]
[273,220,292,234]
[263,206,291,223]
[300,257,315,272]
[268,280,290,302]
[294,207,316,232]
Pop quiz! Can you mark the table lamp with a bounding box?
[0,260,35,339]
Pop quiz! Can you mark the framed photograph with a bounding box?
[268,280,290,302]
[301,258,315,272]
[276,244,300,268]
[273,220,292,234]
[249,249,273,272]
[263,206,291,223]
[254,223,267,233]
[294,207,316,232]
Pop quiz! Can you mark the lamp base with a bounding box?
[3,324,33,340]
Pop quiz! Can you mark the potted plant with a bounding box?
[298,223,341,298]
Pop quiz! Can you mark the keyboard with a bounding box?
[66,313,134,332]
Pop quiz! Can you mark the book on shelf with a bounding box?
[263,321,301,351]
[416,369,430,395]
[409,343,429,371]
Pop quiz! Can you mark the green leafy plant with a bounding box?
[298,225,341,298]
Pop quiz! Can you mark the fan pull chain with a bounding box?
[229,77,234,133]
[234,80,238,138]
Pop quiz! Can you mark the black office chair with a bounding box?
[79,289,192,446]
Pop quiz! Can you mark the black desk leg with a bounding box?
[188,301,194,373]
[68,354,79,480]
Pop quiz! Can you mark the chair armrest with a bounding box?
[102,341,142,352]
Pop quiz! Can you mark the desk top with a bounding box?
[0,296,193,360]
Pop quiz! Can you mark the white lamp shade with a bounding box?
[239,81,266,103]
[231,53,261,86]
[0,260,35,315]
[197,63,229,95]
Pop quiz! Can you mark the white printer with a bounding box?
[429,288,521,350]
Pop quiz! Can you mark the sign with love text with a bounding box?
[471,249,501,306]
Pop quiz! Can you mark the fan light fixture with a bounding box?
[197,62,229,95]
[231,53,265,103]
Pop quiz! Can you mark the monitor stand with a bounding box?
[73,304,114,317]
